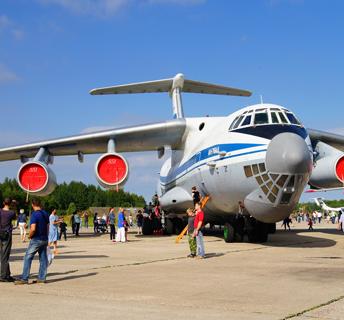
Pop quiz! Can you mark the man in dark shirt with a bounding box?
[192,186,201,206]
[109,208,116,241]
[59,218,67,241]
[0,198,16,282]
[15,198,50,284]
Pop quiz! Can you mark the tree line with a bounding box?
[0,178,146,214]
[296,198,344,212]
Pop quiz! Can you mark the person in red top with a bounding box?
[193,202,205,259]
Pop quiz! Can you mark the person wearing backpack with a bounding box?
[15,198,50,285]
[0,198,16,282]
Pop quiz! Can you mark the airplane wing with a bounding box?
[308,128,344,152]
[0,119,186,161]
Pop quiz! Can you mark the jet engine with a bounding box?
[95,153,129,189]
[309,141,344,188]
[17,161,57,196]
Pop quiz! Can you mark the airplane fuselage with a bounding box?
[158,104,313,223]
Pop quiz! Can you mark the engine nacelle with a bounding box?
[17,161,57,196]
[95,153,129,189]
[309,141,344,188]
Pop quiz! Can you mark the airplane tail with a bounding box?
[90,73,251,119]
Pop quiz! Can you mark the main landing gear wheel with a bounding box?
[142,218,153,235]
[246,217,269,243]
[223,223,235,243]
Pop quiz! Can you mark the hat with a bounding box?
[20,209,24,213]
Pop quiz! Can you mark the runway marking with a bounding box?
[280,294,344,319]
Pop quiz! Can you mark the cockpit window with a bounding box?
[233,115,244,129]
[229,107,301,131]
[271,112,279,124]
[278,112,289,124]
[241,115,251,126]
[286,113,301,125]
[254,112,268,125]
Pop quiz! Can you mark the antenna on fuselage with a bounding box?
[260,95,264,104]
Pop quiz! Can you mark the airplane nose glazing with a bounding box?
[265,132,312,175]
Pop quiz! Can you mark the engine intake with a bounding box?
[309,141,344,188]
[17,161,57,196]
[95,153,129,189]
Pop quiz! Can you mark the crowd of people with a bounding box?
[1,188,343,284]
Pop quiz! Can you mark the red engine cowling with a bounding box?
[95,153,129,189]
[17,161,57,196]
[309,141,344,188]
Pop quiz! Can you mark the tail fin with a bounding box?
[90,73,251,119]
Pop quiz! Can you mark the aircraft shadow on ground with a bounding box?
[203,228,338,248]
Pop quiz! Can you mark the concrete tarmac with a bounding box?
[1,222,344,320]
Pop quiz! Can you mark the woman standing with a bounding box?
[49,209,61,254]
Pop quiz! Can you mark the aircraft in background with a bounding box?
[1,73,344,243]
[314,197,344,213]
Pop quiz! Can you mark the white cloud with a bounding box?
[0,15,11,29]
[0,64,19,84]
[37,0,128,17]
[0,14,24,40]
[37,0,206,17]
[147,0,206,5]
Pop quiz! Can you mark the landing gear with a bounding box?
[223,223,235,243]
[142,217,153,235]
[245,217,268,243]
[222,216,269,243]
[164,217,186,235]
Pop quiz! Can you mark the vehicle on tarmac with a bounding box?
[0,73,344,243]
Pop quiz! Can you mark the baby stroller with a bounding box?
[97,219,108,233]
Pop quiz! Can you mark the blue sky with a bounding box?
[0,0,343,202]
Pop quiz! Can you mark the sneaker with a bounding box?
[187,254,195,258]
[0,277,16,283]
[36,279,46,284]
[14,279,28,285]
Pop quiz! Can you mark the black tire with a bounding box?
[268,223,276,234]
[142,218,153,235]
[224,223,235,243]
[173,218,184,235]
[165,218,174,235]
[246,218,269,243]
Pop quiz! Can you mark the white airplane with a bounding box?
[314,198,344,213]
[1,73,344,243]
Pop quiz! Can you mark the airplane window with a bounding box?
[278,112,289,124]
[241,115,251,126]
[233,115,244,129]
[254,112,268,125]
[271,112,279,124]
[286,113,301,125]
[229,116,239,130]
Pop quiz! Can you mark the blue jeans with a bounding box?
[196,231,205,257]
[21,239,48,281]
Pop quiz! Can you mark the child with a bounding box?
[59,218,68,241]
[308,217,313,231]
[187,208,196,258]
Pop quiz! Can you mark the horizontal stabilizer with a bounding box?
[90,74,251,97]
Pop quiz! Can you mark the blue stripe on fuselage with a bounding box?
[160,143,266,185]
